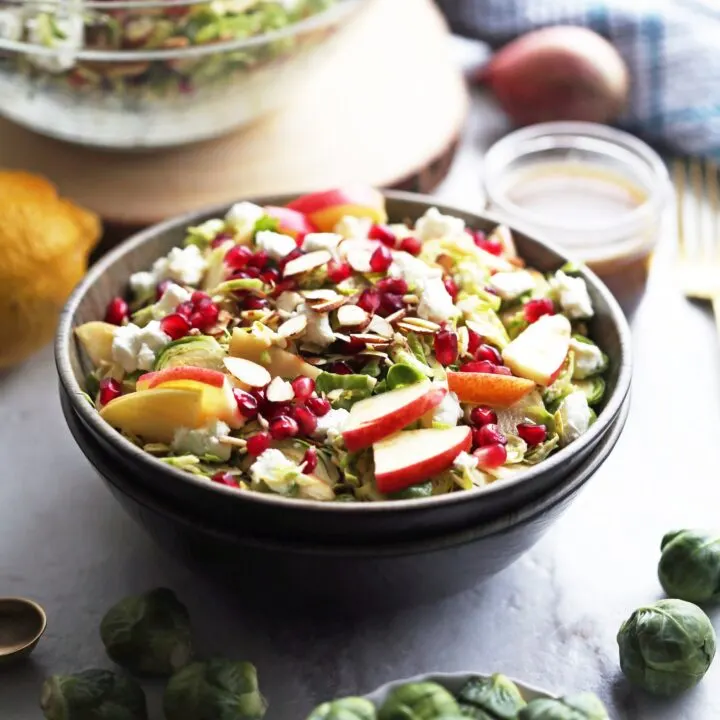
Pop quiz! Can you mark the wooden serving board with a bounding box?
[0,0,467,231]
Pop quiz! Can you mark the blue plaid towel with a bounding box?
[436,0,720,158]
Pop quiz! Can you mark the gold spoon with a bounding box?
[0,597,47,664]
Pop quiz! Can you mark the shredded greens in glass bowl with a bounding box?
[75,187,609,503]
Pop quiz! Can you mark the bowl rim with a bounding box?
[55,189,632,516]
[0,0,363,62]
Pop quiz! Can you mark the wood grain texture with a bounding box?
[0,0,467,227]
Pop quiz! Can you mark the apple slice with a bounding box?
[286,187,387,232]
[447,371,535,407]
[75,321,117,366]
[502,314,571,386]
[264,205,316,238]
[137,366,225,391]
[374,426,472,494]
[342,381,446,451]
[100,388,204,443]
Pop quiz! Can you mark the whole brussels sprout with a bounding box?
[40,669,148,720]
[100,587,193,676]
[378,682,460,719]
[306,697,377,719]
[518,693,608,719]
[457,674,526,718]
[658,529,720,604]
[617,598,716,695]
[163,659,267,720]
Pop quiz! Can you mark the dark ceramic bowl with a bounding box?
[56,192,632,546]
[60,385,629,607]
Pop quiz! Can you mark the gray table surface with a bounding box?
[4,42,720,720]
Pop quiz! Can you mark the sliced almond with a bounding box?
[349,333,391,347]
[277,314,308,339]
[304,357,327,366]
[282,250,332,277]
[333,332,353,343]
[311,296,347,313]
[397,321,435,335]
[359,349,390,359]
[346,248,373,273]
[400,316,441,332]
[384,309,407,325]
[224,357,272,388]
[402,294,419,305]
[302,289,339,301]
[266,376,295,403]
[218,436,247,448]
[367,314,394,338]
[337,304,369,327]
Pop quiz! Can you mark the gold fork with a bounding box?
[673,156,720,326]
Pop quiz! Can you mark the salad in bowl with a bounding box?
[75,187,609,503]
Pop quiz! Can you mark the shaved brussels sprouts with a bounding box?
[573,378,605,407]
[163,659,267,720]
[154,336,225,371]
[386,363,427,390]
[617,599,716,695]
[378,682,460,719]
[100,587,193,676]
[388,480,433,500]
[40,669,148,720]
[518,692,608,719]
[658,530,720,604]
[457,674,526,718]
[307,697,377,719]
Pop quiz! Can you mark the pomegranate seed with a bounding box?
[294,232,307,248]
[211,232,234,249]
[242,265,261,278]
[302,446,318,473]
[104,297,128,325]
[340,337,366,355]
[160,313,191,340]
[460,360,497,374]
[233,389,258,419]
[307,396,331,417]
[242,296,269,311]
[264,402,293,421]
[467,328,482,355]
[193,295,214,310]
[474,423,507,447]
[98,378,122,406]
[443,276,459,300]
[250,387,268,414]
[327,260,352,283]
[190,302,219,331]
[328,361,353,375]
[246,432,271,456]
[369,244,393,273]
[479,238,504,256]
[155,280,173,300]
[475,343,502,364]
[176,301,194,319]
[279,248,303,272]
[269,415,299,440]
[474,443,508,469]
[225,245,253,269]
[211,471,237,487]
[357,289,381,314]
[524,298,555,324]
[434,330,458,366]
[494,366,513,376]
[291,377,315,402]
[517,423,548,446]
[470,407,497,427]
[271,279,297,297]
[191,290,210,304]
[399,236,422,256]
[378,293,404,317]
[292,405,318,436]
[369,224,397,247]
[377,277,408,295]
[484,286,498,296]
[247,251,269,269]
[260,268,280,285]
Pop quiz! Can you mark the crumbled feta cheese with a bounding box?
[171,420,231,461]
[314,408,350,443]
[129,271,157,299]
[255,230,296,261]
[389,250,442,289]
[154,283,192,318]
[152,245,207,287]
[417,277,458,323]
[302,306,336,348]
[301,232,342,255]
[27,13,84,73]
[570,339,606,378]
[249,448,301,494]
[0,9,23,41]
[225,202,264,240]
[136,344,157,371]
[334,215,372,240]
[140,320,173,353]
[453,451,478,469]
[111,321,171,373]
[552,271,594,319]
[432,391,463,427]
[415,207,465,242]
[557,391,592,444]
[487,270,536,301]
[275,291,304,315]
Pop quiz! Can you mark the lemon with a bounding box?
[0,171,101,369]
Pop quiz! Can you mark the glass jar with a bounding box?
[483,122,671,313]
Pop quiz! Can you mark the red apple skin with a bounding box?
[342,386,446,452]
[375,427,472,494]
[286,187,387,231]
[446,372,535,407]
[137,366,226,391]
[264,206,316,238]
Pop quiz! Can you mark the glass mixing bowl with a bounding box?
[0,0,363,149]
